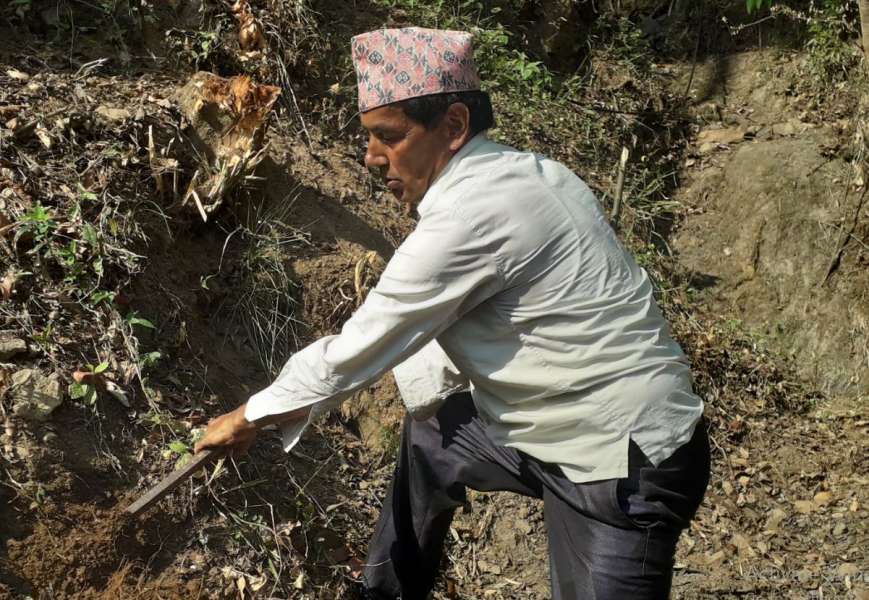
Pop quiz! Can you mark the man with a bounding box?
[196,27,710,599]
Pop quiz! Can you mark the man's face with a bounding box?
[361,105,456,206]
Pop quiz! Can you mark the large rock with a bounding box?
[673,130,867,395]
[10,369,63,421]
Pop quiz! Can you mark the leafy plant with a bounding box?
[68,361,110,405]
[370,0,558,97]
[165,438,194,468]
[746,0,775,13]
[19,204,56,247]
[805,0,860,84]
[139,351,162,369]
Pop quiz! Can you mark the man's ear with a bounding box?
[444,102,471,152]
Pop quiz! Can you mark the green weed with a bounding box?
[371,0,558,97]
[804,0,860,85]
[68,361,110,406]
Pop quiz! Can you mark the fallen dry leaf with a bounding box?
[763,508,787,533]
[794,500,815,514]
[293,571,304,590]
[232,0,266,52]
[35,126,52,150]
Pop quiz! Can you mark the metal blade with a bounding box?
[125,448,223,517]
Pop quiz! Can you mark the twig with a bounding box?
[190,189,209,223]
[147,125,164,198]
[73,57,108,80]
[821,186,868,285]
[683,1,704,98]
[611,146,630,225]
[275,56,313,151]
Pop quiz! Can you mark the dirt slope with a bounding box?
[673,50,867,398]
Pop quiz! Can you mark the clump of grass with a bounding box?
[228,187,311,378]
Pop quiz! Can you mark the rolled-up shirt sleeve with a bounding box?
[244,205,503,450]
[393,339,470,421]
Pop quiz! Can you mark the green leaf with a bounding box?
[169,440,189,455]
[93,361,109,374]
[82,224,99,247]
[126,312,156,329]
[90,290,115,305]
[746,0,770,13]
[69,381,87,399]
[174,452,194,469]
[69,382,97,404]
[140,351,162,368]
[92,256,103,277]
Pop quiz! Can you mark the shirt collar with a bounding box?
[416,132,489,217]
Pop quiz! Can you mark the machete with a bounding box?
[125,447,223,517]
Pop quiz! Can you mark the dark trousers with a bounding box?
[362,393,710,600]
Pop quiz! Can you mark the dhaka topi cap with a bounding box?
[351,27,481,113]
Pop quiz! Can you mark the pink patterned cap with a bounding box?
[351,27,481,113]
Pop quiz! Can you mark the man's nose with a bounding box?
[364,138,388,171]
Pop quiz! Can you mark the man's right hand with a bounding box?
[195,404,257,456]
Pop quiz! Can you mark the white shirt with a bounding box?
[245,133,703,483]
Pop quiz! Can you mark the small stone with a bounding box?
[833,522,846,536]
[771,121,797,136]
[796,568,813,584]
[813,491,833,506]
[794,500,815,514]
[697,126,746,145]
[477,560,501,575]
[514,518,533,535]
[10,369,64,422]
[838,563,860,577]
[95,105,132,123]
[698,142,717,155]
[0,334,27,359]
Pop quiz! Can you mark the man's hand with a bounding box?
[195,404,257,456]
[194,403,313,456]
